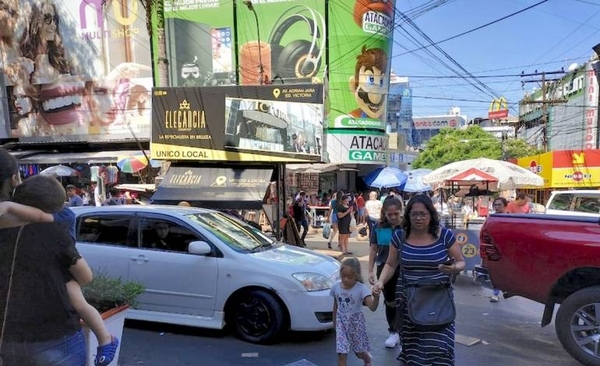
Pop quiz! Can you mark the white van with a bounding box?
[545,190,600,217]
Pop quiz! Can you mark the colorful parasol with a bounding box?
[117,153,150,173]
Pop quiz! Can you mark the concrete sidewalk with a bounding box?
[301,225,372,261]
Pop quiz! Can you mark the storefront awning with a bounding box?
[151,166,274,210]
[16,150,154,165]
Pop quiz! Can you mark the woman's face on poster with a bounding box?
[41,3,58,42]
[90,82,118,125]
[0,0,18,39]
[14,93,32,116]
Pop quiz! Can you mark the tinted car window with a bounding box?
[548,193,573,211]
[141,218,201,253]
[77,215,133,247]
[573,195,600,214]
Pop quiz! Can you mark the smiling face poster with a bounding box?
[0,0,153,142]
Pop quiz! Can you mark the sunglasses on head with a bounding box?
[43,13,59,25]
[0,1,17,18]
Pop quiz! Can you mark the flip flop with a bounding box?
[95,335,120,366]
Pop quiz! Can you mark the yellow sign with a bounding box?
[488,97,509,119]
[461,244,478,258]
[516,151,554,188]
[551,167,600,187]
[572,153,585,165]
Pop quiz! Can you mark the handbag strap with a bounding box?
[0,226,25,350]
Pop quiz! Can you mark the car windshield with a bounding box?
[186,212,274,251]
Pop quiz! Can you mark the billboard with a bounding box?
[151,85,324,162]
[163,0,236,87]
[326,0,395,130]
[413,116,465,130]
[326,130,388,164]
[235,0,326,85]
[2,0,153,142]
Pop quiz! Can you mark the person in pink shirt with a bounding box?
[506,193,531,214]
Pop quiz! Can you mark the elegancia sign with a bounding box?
[151,85,324,163]
[413,116,465,130]
[1,0,152,143]
[326,130,388,164]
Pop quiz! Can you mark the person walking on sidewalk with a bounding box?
[328,190,343,249]
[368,196,403,349]
[336,195,354,255]
[293,191,309,246]
[365,191,382,236]
[488,197,508,303]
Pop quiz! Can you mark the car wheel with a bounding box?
[555,286,600,365]
[233,290,285,344]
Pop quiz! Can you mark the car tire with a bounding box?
[555,286,600,366]
[233,290,285,344]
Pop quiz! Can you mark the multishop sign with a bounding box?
[413,116,464,130]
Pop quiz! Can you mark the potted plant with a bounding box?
[81,272,145,366]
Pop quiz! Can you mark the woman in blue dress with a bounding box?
[374,194,465,365]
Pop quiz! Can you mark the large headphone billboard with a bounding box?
[267,5,325,80]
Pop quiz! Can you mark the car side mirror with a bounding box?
[188,241,212,255]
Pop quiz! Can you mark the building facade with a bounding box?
[387,75,415,147]
[412,108,467,147]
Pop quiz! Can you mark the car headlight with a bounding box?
[292,272,333,292]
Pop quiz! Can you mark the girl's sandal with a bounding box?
[95,335,120,366]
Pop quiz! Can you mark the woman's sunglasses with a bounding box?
[44,13,59,25]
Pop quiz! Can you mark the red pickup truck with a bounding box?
[476,213,600,366]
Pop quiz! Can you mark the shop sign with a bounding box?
[584,63,599,150]
[488,97,509,120]
[413,116,464,130]
[326,130,388,164]
[151,85,324,163]
[529,160,542,174]
[1,0,153,143]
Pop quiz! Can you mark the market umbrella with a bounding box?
[39,165,78,177]
[400,168,433,192]
[117,153,150,173]
[363,166,408,189]
[423,157,544,190]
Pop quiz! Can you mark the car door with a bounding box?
[76,213,135,282]
[127,214,218,317]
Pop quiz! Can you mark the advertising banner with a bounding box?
[326,129,388,164]
[517,150,600,188]
[2,0,153,143]
[235,0,326,85]
[163,0,236,87]
[326,0,395,130]
[413,116,465,130]
[151,85,324,162]
[584,62,599,150]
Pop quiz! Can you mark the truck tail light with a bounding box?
[480,229,501,261]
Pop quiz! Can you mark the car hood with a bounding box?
[251,244,340,277]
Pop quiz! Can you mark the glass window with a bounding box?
[141,218,202,253]
[547,193,573,211]
[186,212,273,252]
[77,215,133,247]
[573,195,600,214]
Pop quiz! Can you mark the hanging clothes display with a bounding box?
[90,166,100,182]
[106,165,119,184]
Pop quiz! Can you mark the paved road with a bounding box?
[117,232,581,366]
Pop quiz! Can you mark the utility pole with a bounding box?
[520,70,567,152]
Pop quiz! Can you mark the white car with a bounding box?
[72,205,339,344]
[545,190,600,217]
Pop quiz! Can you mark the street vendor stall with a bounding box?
[424,158,544,271]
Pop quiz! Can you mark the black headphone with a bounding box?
[268,5,325,80]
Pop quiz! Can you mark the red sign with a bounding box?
[488,109,509,119]
[529,160,541,174]
[573,171,584,182]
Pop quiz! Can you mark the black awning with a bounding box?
[151,166,273,210]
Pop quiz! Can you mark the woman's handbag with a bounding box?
[322,223,331,239]
[405,279,456,331]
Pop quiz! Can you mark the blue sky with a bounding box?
[393,0,600,120]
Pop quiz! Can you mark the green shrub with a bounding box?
[82,271,145,314]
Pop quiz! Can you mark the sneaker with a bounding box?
[490,295,499,303]
[95,335,120,366]
[384,332,400,348]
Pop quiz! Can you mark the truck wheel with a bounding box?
[555,287,600,365]
[233,290,285,344]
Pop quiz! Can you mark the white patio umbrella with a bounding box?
[402,168,433,192]
[422,157,544,190]
[39,165,78,177]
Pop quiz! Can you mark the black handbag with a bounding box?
[405,279,456,331]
